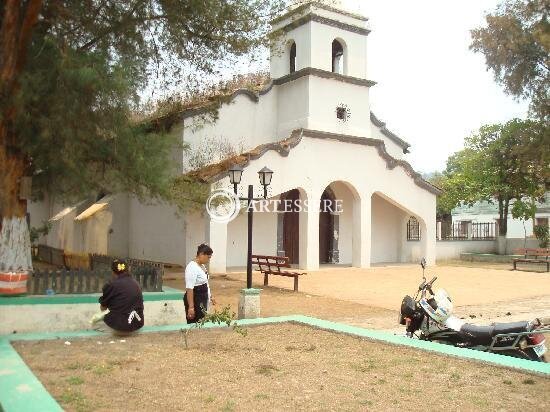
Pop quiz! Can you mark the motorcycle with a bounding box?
[398,258,549,362]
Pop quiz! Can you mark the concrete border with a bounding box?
[1,315,548,411]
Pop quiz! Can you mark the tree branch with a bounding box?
[77,0,149,52]
[16,0,43,72]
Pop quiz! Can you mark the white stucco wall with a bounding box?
[276,76,310,139]
[436,240,496,261]
[27,197,51,230]
[105,194,129,257]
[208,134,437,272]
[128,198,185,265]
[226,207,278,268]
[182,75,406,172]
[185,211,207,266]
[402,238,424,264]
[183,95,259,171]
[183,90,282,172]
[0,299,184,334]
[307,76,370,137]
[370,121,406,160]
[371,193,407,263]
[270,23,311,79]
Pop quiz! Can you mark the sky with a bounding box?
[360,0,529,174]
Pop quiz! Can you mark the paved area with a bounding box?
[244,263,550,308]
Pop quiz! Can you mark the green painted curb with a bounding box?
[240,288,262,296]
[0,287,183,306]
[0,339,62,412]
[1,315,548,412]
[290,315,550,376]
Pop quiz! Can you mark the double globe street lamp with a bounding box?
[228,165,273,289]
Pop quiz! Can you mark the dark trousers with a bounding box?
[183,283,208,324]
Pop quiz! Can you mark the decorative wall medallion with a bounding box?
[336,104,351,122]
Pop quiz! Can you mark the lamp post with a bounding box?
[229,164,273,289]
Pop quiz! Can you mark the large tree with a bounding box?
[0,0,286,274]
[443,119,549,236]
[471,0,550,120]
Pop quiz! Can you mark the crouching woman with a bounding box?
[95,259,144,335]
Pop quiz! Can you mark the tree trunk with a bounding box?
[497,197,510,237]
[502,198,510,237]
[0,0,43,293]
[0,136,33,294]
[0,216,32,272]
[497,197,505,236]
[496,196,508,255]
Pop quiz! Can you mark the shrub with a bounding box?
[533,225,549,248]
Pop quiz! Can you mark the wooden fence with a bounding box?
[32,246,165,294]
[90,254,165,278]
[28,267,162,295]
[37,245,65,266]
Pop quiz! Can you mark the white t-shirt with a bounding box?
[184,261,208,289]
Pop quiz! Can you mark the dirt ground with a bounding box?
[13,323,550,412]
[165,261,550,331]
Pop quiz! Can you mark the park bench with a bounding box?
[512,248,550,272]
[251,255,306,292]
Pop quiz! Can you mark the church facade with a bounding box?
[29,2,440,272]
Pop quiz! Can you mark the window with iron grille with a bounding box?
[407,217,421,241]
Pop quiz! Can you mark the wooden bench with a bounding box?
[513,248,550,272]
[251,255,306,291]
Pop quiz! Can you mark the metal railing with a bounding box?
[436,221,496,241]
[407,217,421,241]
[438,222,468,240]
[471,222,496,240]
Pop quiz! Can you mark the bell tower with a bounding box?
[270,0,370,80]
[269,1,376,138]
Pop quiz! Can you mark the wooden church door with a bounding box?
[283,189,300,264]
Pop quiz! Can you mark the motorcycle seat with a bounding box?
[460,323,495,345]
[460,321,531,346]
[492,321,530,335]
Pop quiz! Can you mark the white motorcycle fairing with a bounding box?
[444,316,466,332]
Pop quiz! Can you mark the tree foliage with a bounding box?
[0,0,288,270]
[471,0,550,120]
[425,172,459,221]
[2,0,285,211]
[440,119,549,236]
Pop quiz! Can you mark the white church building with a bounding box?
[29,1,440,273]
